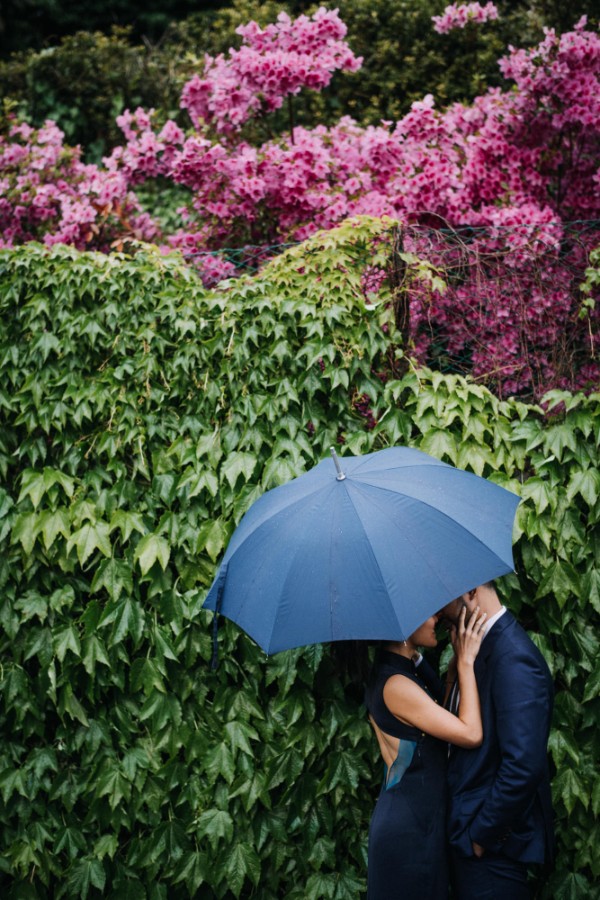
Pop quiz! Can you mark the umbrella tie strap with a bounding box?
[210,582,224,670]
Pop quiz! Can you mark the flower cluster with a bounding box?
[432,3,499,34]
[0,118,156,250]
[181,7,362,134]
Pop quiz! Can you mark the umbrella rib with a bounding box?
[265,483,395,649]
[216,486,335,652]
[356,478,515,563]
[341,486,409,636]
[241,482,340,651]
[223,481,330,566]
[348,453,448,474]
[263,496,334,652]
[346,482,487,600]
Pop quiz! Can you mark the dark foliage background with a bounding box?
[0,0,227,57]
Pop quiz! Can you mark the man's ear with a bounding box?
[466,588,478,606]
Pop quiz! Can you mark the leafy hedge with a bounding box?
[0,219,598,898]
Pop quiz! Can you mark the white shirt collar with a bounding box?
[482,605,506,639]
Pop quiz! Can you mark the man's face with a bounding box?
[438,594,468,625]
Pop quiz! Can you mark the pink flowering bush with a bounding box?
[1,7,599,397]
[432,3,499,35]
[180,8,361,136]
[0,117,157,250]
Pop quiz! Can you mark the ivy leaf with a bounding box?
[196,518,227,562]
[11,511,40,554]
[224,720,259,757]
[130,658,165,695]
[319,752,361,793]
[224,842,260,898]
[204,743,236,785]
[582,664,600,703]
[68,520,112,566]
[221,452,258,489]
[68,858,106,899]
[44,467,75,498]
[95,765,130,810]
[109,510,147,543]
[173,851,209,892]
[49,585,76,612]
[418,429,457,464]
[261,456,298,489]
[134,533,170,575]
[543,424,578,461]
[53,624,81,662]
[18,469,46,509]
[196,809,234,849]
[536,561,580,608]
[91,557,133,601]
[0,488,14,519]
[55,826,87,860]
[39,508,71,550]
[305,873,337,899]
[566,468,600,508]
[552,768,588,815]
[308,835,336,868]
[93,834,119,861]
[582,569,600,615]
[110,597,144,646]
[82,635,111,676]
[550,873,593,900]
[60,684,89,726]
[521,477,554,515]
[548,729,580,766]
[0,767,27,804]
[592,778,600,819]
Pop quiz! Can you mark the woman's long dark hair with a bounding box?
[331,640,379,691]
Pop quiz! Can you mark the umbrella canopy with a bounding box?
[203,446,520,654]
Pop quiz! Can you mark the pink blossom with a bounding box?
[0,119,157,249]
[181,7,362,134]
[432,3,499,35]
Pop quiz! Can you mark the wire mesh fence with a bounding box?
[185,220,600,401]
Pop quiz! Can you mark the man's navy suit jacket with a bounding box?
[447,611,555,863]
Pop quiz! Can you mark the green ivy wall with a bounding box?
[0,219,598,898]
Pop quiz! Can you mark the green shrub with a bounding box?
[0,28,189,161]
[0,219,598,897]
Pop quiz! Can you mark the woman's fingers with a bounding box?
[468,611,487,646]
[466,606,487,634]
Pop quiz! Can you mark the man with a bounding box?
[441,581,554,900]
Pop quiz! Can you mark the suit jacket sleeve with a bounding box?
[469,644,553,851]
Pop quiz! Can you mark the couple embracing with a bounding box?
[365,580,554,899]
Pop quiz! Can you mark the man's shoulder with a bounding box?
[490,611,532,645]
[489,613,552,677]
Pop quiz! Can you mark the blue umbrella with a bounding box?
[204,446,520,654]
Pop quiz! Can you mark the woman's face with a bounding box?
[409,615,439,648]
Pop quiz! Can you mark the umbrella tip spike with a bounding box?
[330,446,346,481]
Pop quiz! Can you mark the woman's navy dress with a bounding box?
[365,651,449,899]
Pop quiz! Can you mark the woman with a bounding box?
[365,606,487,899]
